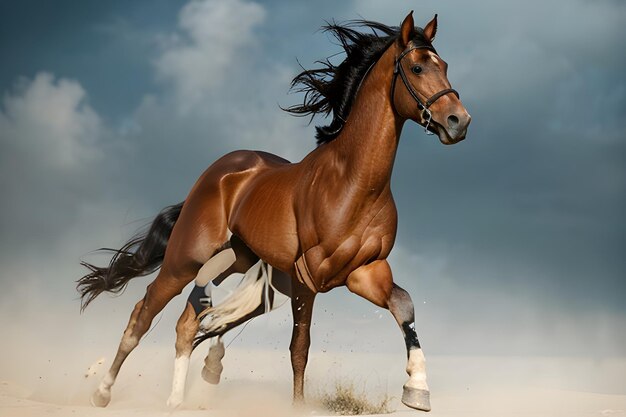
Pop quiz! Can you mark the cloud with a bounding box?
[120,0,309,190]
[0,0,307,300]
[155,0,266,112]
[0,72,103,247]
[0,73,141,293]
[0,0,306,275]
[0,72,102,169]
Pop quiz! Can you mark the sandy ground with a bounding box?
[1,284,624,417]
[1,346,625,417]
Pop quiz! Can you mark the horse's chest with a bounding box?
[291,172,399,290]
[296,205,397,292]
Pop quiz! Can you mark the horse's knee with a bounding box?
[389,284,415,323]
[345,260,393,308]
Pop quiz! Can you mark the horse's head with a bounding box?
[391,12,471,145]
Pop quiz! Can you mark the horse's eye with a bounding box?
[411,65,423,75]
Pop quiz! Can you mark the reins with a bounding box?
[391,44,459,134]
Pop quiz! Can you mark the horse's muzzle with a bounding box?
[439,111,471,144]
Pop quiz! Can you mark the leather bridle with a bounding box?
[391,44,459,135]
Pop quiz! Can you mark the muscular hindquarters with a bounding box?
[163,150,298,278]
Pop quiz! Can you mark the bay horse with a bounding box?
[77,11,470,412]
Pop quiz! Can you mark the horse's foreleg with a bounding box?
[199,277,277,384]
[289,282,315,404]
[346,260,430,412]
[91,269,195,407]
[388,284,430,411]
[193,243,250,385]
[167,302,199,408]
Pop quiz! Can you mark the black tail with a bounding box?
[77,202,184,311]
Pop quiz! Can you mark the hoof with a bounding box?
[166,394,183,409]
[201,367,221,384]
[202,340,225,385]
[90,388,111,408]
[401,386,431,412]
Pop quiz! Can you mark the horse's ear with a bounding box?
[399,11,415,47]
[423,14,438,43]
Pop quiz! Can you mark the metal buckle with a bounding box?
[422,108,434,135]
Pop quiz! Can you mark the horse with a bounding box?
[77,11,470,412]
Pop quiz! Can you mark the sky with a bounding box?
[0,0,625,360]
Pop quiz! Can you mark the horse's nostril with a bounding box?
[447,114,459,129]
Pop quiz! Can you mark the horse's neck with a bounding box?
[333,45,403,192]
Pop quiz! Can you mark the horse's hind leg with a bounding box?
[166,238,257,407]
[91,267,197,407]
[346,260,431,412]
[92,299,144,406]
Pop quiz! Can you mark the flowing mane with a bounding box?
[285,19,432,145]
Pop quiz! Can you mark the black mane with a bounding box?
[284,19,430,145]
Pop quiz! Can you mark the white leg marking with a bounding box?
[91,372,114,407]
[405,348,429,391]
[167,355,190,408]
[194,248,236,287]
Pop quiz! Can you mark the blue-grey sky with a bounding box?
[0,0,624,358]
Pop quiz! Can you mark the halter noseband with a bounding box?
[391,44,459,135]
